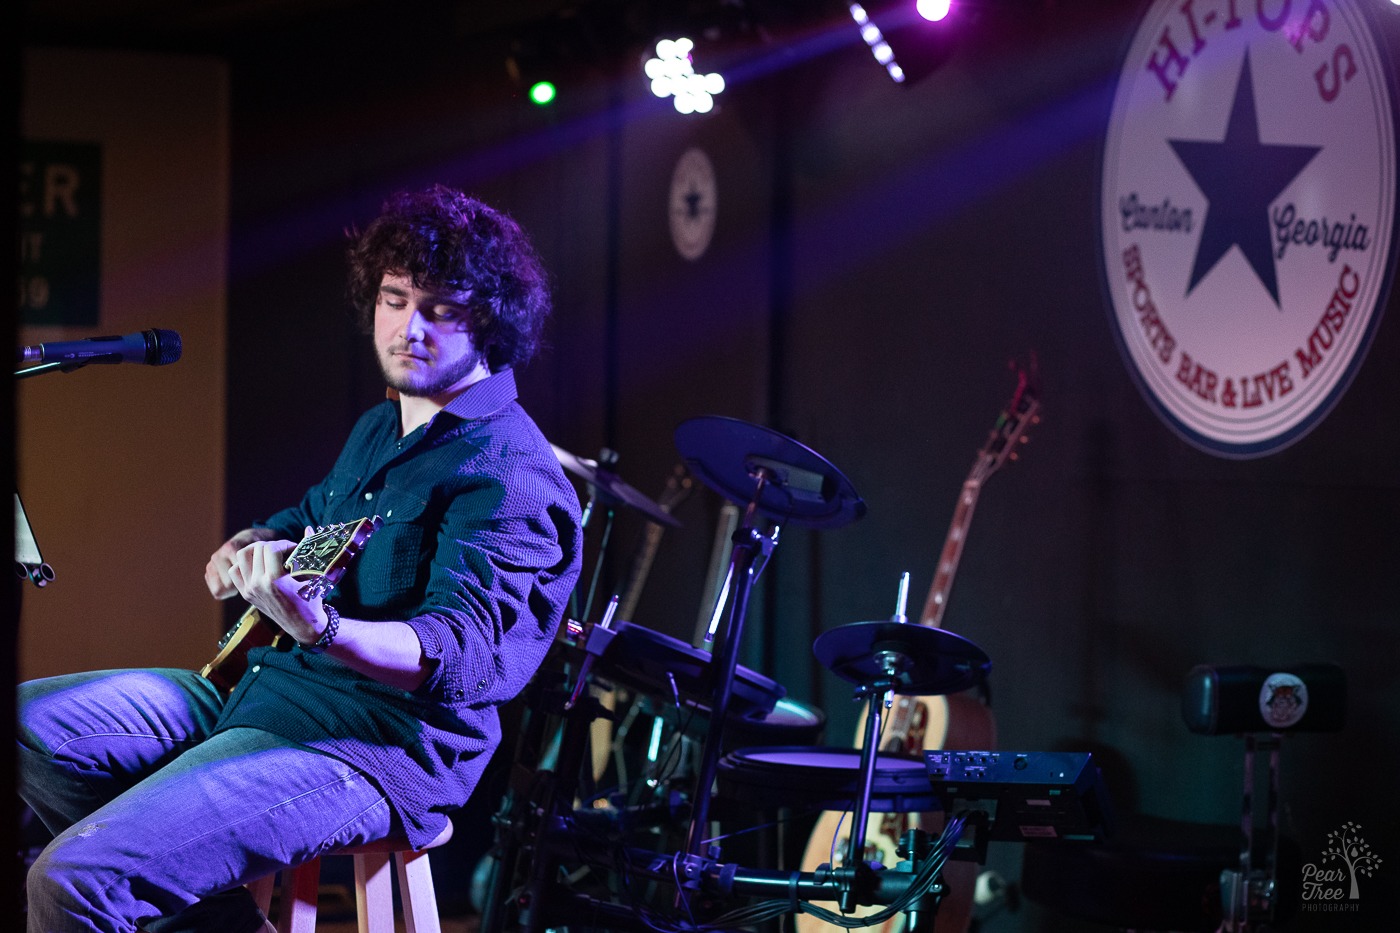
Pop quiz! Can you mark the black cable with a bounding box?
[542,706,967,933]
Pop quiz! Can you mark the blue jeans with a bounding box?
[18,669,394,933]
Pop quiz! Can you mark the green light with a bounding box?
[528,81,557,106]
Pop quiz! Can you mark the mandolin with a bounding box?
[200,516,382,693]
[796,362,1039,933]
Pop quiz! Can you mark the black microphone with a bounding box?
[17,329,182,366]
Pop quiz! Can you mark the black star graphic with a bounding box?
[1169,51,1321,306]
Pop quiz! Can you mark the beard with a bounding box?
[378,344,487,398]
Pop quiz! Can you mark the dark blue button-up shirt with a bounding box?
[215,369,581,847]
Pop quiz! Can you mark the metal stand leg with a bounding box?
[683,523,775,859]
[839,688,886,911]
[1221,732,1282,932]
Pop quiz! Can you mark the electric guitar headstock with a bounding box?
[289,516,383,601]
[201,516,382,692]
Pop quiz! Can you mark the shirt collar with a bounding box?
[438,367,519,421]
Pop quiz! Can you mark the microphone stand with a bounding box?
[11,365,63,586]
[14,360,100,379]
[14,493,54,588]
[13,345,178,585]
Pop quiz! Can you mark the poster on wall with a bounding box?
[670,147,718,261]
[19,140,102,327]
[1099,0,1398,457]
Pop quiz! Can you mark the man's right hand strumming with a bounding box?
[204,527,281,599]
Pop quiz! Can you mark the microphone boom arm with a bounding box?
[14,359,98,379]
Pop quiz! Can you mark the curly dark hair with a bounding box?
[347,185,551,371]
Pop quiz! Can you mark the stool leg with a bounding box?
[354,852,396,933]
[247,873,276,918]
[282,859,322,933]
[395,850,442,933]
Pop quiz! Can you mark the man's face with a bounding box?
[373,272,489,399]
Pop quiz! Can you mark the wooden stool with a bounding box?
[248,823,453,933]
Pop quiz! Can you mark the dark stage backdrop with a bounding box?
[217,3,1400,930]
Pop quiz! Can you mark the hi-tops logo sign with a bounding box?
[1100,0,1398,457]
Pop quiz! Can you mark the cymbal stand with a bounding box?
[840,648,913,912]
[479,666,565,933]
[489,624,955,931]
[683,470,779,861]
[482,632,616,933]
[522,817,952,930]
[573,449,620,624]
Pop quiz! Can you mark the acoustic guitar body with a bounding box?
[795,692,995,933]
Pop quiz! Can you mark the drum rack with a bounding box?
[482,417,1106,931]
[478,654,965,933]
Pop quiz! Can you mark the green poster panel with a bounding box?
[19,140,102,327]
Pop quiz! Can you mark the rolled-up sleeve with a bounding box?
[402,438,580,708]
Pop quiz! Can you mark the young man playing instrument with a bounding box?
[18,186,582,933]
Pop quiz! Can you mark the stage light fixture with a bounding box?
[849,1,961,86]
[917,0,952,22]
[644,37,726,114]
[505,27,573,110]
[850,4,905,83]
[528,80,557,106]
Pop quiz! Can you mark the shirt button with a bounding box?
[251,665,261,673]
[364,492,374,501]
[477,678,488,689]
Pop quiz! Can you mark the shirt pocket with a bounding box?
[320,469,366,522]
[351,486,432,612]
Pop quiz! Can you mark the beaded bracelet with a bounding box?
[300,603,340,653]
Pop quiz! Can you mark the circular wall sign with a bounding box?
[1100,0,1398,457]
[669,148,717,261]
[1259,672,1309,729]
